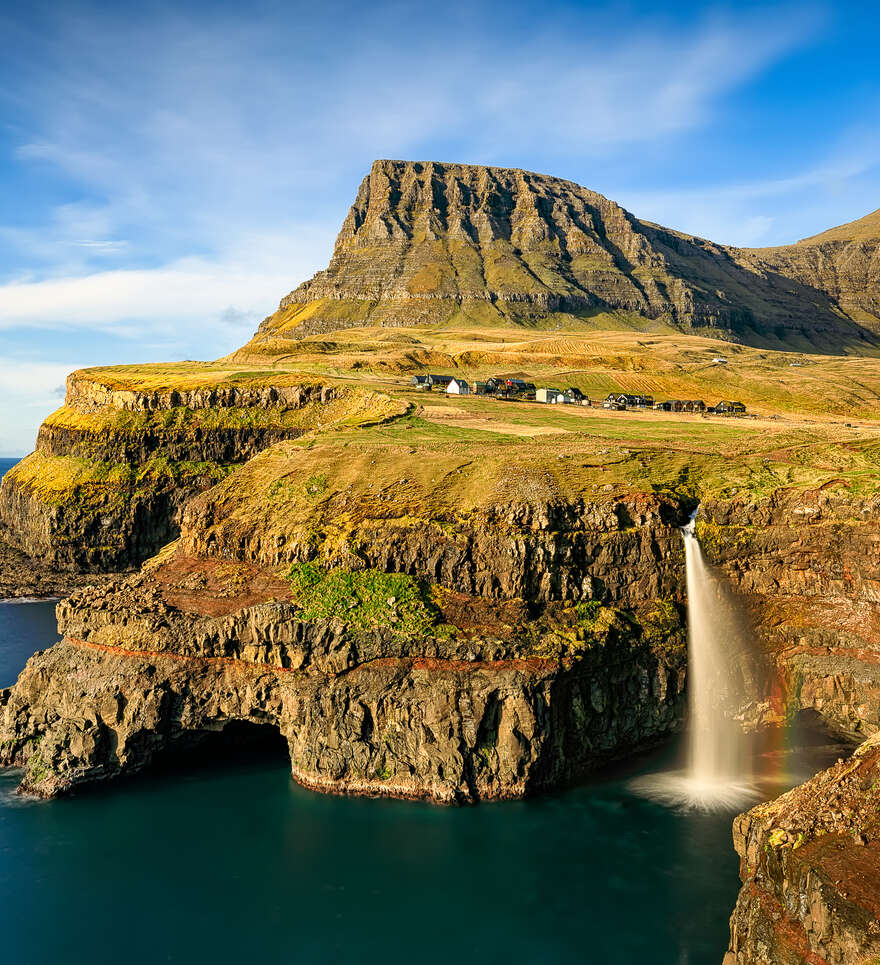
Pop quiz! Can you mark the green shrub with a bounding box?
[285,561,452,637]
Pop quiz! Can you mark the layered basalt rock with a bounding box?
[0,538,687,801]
[0,372,404,578]
[744,208,880,331]
[696,492,880,738]
[726,731,880,965]
[238,159,880,355]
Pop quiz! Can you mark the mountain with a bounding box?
[240,160,880,356]
[797,206,880,245]
[742,207,880,329]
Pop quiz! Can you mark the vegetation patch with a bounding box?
[640,597,686,653]
[285,561,453,637]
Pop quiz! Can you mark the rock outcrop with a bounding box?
[727,731,880,965]
[697,492,880,739]
[238,160,880,355]
[0,370,405,578]
[0,495,688,800]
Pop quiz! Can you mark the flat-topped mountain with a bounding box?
[240,159,880,356]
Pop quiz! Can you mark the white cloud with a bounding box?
[0,361,70,455]
[0,230,333,335]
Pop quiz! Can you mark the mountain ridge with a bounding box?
[239,159,880,357]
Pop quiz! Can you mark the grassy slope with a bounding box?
[228,327,880,420]
[16,328,880,531]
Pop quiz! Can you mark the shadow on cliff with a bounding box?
[77,721,292,799]
[524,639,688,797]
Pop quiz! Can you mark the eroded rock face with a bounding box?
[698,492,880,739]
[241,159,880,352]
[726,732,880,965]
[0,563,685,802]
[0,378,403,577]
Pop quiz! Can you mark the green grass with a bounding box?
[4,451,235,509]
[285,561,453,637]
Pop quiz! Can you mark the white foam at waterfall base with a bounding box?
[632,515,761,813]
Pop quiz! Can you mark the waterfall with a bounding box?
[633,512,759,812]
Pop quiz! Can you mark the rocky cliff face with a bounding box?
[697,491,880,739]
[742,208,880,331]
[238,160,880,354]
[4,435,880,809]
[0,371,404,575]
[0,490,689,801]
[726,731,880,965]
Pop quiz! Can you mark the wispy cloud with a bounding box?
[0,231,333,337]
[615,126,880,245]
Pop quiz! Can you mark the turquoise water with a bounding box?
[0,455,843,964]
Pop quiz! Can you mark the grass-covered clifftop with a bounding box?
[7,325,880,576]
[0,366,406,571]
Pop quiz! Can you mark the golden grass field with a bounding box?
[41,326,880,505]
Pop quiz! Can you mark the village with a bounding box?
[409,374,747,416]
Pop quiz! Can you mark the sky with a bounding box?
[1,0,879,454]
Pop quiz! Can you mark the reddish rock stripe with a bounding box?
[779,644,880,666]
[65,636,557,677]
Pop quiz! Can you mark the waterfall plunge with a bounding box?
[633,515,759,812]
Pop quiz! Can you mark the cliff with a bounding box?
[2,158,880,963]
[727,731,880,964]
[0,366,405,572]
[0,486,689,801]
[741,207,880,334]
[236,159,880,356]
[4,426,880,804]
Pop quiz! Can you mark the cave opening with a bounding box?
[147,720,291,778]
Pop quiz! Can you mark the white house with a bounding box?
[536,387,565,404]
[446,378,471,396]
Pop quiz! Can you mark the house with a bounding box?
[655,399,705,412]
[537,387,565,404]
[427,374,453,387]
[410,375,431,389]
[473,381,492,395]
[446,378,470,396]
[709,400,746,415]
[486,376,505,392]
[604,393,654,409]
[566,387,584,402]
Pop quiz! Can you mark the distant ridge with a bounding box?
[239,160,880,356]
[796,207,880,245]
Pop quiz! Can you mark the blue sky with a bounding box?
[1,0,879,454]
